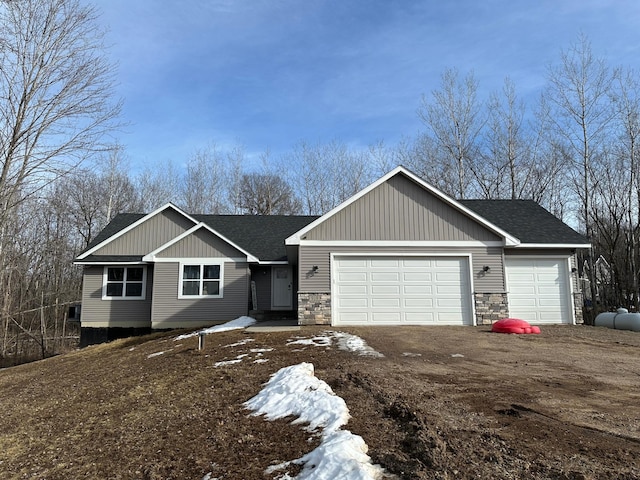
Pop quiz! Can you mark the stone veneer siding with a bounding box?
[475,292,509,325]
[573,291,584,324]
[298,292,331,325]
[297,291,582,326]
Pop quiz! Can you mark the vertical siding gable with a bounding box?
[305,174,501,242]
[93,209,196,256]
[157,228,245,258]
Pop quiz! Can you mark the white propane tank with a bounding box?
[594,308,640,332]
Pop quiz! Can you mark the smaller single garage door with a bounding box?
[333,256,473,326]
[505,257,572,324]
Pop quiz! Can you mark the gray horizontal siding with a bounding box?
[80,265,153,328]
[305,174,501,242]
[298,245,505,293]
[151,261,249,329]
[94,209,195,256]
[158,228,244,258]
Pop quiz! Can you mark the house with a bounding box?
[74,166,590,345]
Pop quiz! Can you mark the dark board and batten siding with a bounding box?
[151,262,249,329]
[305,175,501,242]
[93,209,196,256]
[80,265,154,328]
[298,245,505,293]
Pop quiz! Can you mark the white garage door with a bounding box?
[505,257,572,324]
[333,256,473,326]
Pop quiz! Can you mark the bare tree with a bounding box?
[180,145,228,214]
[0,0,120,359]
[237,173,301,215]
[545,33,618,312]
[418,68,485,198]
[292,140,375,215]
[136,160,181,212]
[0,0,121,223]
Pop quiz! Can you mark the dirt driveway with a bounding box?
[1,324,640,479]
[333,324,640,479]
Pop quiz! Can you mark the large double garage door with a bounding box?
[333,255,473,326]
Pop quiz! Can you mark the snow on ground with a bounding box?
[174,316,256,340]
[244,363,385,480]
[288,331,384,357]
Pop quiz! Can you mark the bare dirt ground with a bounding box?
[1,324,640,479]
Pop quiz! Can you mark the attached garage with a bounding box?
[505,257,573,324]
[332,255,474,326]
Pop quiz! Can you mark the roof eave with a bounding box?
[510,243,592,249]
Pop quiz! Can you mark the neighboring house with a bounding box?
[74,166,590,345]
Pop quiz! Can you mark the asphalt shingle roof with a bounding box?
[193,214,319,261]
[78,198,588,264]
[459,199,588,245]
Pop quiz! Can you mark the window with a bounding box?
[103,266,146,299]
[180,263,223,298]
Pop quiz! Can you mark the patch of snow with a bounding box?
[288,331,384,358]
[287,336,332,347]
[245,363,384,479]
[246,363,349,433]
[331,331,384,357]
[402,352,422,357]
[174,316,256,340]
[250,347,274,353]
[225,338,255,348]
[253,359,269,364]
[147,351,165,358]
[450,353,465,358]
[214,359,243,368]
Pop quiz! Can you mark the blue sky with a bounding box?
[96,0,640,171]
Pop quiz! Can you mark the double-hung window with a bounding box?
[180,263,223,298]
[103,266,146,299]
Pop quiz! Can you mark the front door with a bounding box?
[271,266,293,310]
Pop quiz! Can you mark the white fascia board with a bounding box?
[299,240,504,247]
[73,261,147,265]
[141,222,259,263]
[257,260,289,265]
[284,166,520,246]
[153,257,247,263]
[76,203,199,259]
[511,243,592,249]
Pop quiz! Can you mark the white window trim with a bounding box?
[102,266,147,300]
[178,261,224,299]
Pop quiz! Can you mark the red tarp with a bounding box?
[491,318,541,334]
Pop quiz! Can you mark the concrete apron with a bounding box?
[246,318,300,332]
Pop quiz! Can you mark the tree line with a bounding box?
[0,1,637,364]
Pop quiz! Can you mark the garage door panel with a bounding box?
[338,284,368,295]
[371,272,399,282]
[339,312,368,323]
[403,259,431,268]
[404,272,432,282]
[435,271,462,282]
[371,298,401,307]
[338,259,368,268]
[370,259,399,268]
[404,298,432,308]
[371,284,399,295]
[338,298,368,308]
[404,285,431,295]
[333,255,472,326]
[371,311,402,322]
[338,271,368,282]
